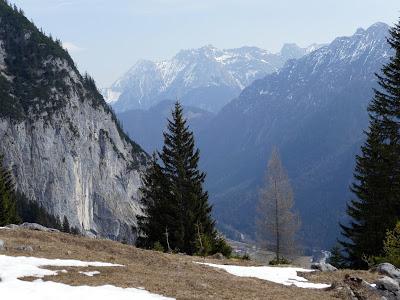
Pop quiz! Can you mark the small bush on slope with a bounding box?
[372,221,400,267]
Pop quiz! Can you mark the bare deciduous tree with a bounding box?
[256,148,301,262]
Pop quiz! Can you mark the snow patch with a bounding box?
[79,271,100,277]
[196,262,330,289]
[100,88,121,104]
[0,255,174,300]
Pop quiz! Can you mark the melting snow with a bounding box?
[196,262,330,289]
[79,271,100,277]
[0,255,174,300]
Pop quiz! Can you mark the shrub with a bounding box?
[231,252,251,260]
[269,257,291,265]
[212,236,232,258]
[153,241,165,252]
[329,245,347,269]
[242,253,251,260]
[372,221,400,267]
[195,233,213,257]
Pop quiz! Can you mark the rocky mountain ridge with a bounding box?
[103,43,322,113]
[197,22,392,247]
[0,1,148,243]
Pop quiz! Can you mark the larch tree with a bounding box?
[256,148,300,263]
[340,20,400,268]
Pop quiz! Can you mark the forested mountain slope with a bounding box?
[198,23,391,248]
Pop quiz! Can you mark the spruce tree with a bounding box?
[159,102,215,255]
[137,102,228,256]
[0,155,20,225]
[340,20,400,268]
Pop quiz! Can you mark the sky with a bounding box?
[10,0,400,87]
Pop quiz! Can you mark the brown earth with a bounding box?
[0,228,379,299]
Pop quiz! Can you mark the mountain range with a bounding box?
[0,0,392,251]
[115,22,392,249]
[198,22,391,248]
[102,43,321,113]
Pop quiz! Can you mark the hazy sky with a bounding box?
[10,0,400,87]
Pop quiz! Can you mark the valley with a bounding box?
[1,1,400,299]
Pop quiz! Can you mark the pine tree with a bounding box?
[340,20,400,268]
[0,155,20,225]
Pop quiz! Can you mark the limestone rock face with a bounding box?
[0,3,148,243]
[0,94,147,242]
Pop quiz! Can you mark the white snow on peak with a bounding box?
[0,255,174,300]
[100,88,121,104]
[305,43,325,54]
[100,44,315,111]
[195,262,330,289]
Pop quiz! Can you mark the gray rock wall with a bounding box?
[0,55,148,243]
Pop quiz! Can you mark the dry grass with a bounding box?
[0,228,369,299]
[301,269,379,285]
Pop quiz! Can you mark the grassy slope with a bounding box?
[0,229,377,300]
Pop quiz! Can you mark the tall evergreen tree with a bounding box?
[0,155,20,225]
[340,20,400,268]
[138,102,228,256]
[159,102,215,254]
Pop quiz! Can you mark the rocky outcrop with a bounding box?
[0,2,148,243]
[6,223,60,233]
[372,263,400,299]
[310,250,338,272]
[375,276,399,293]
[311,262,338,272]
[372,263,400,280]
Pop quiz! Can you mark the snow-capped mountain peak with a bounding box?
[102,44,318,112]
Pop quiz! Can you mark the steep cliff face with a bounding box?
[0,2,148,242]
